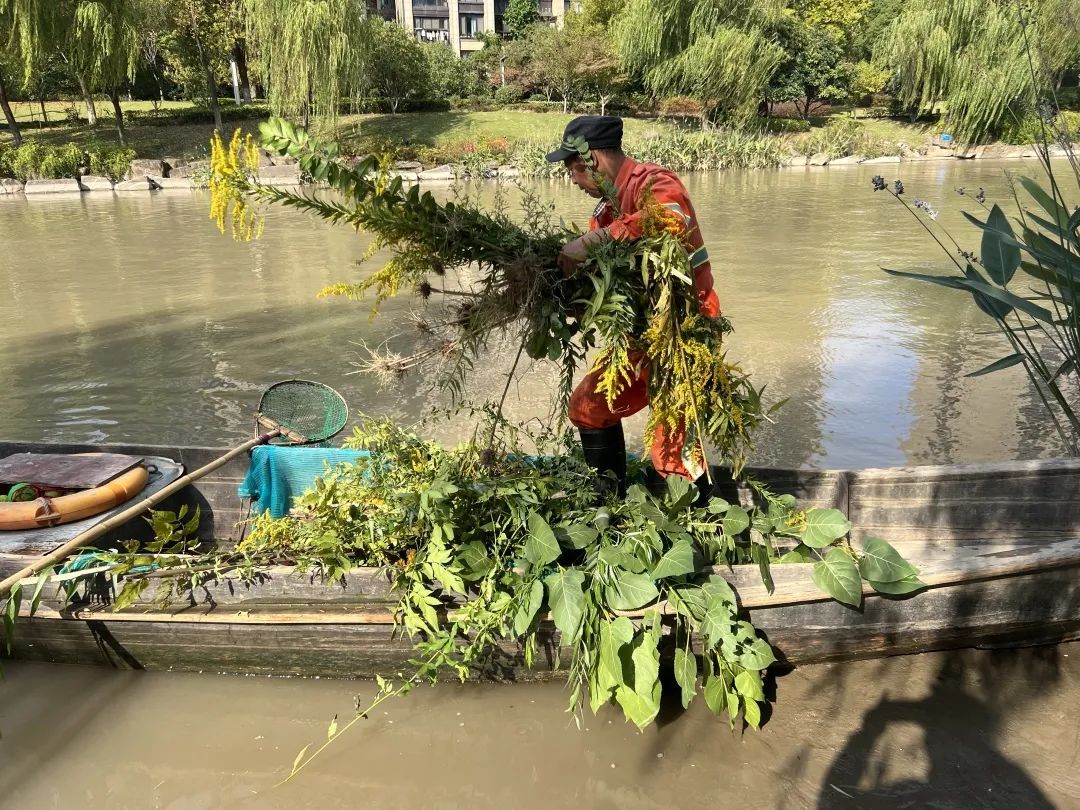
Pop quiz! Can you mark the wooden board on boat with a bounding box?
[0,452,145,489]
[0,455,184,557]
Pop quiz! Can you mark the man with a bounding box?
[546,115,720,495]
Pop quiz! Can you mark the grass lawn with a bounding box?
[1,99,262,159]
[337,109,676,147]
[2,99,939,161]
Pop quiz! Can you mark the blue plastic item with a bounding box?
[238,445,372,518]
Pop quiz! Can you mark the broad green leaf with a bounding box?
[599,546,646,573]
[801,508,851,548]
[524,511,560,567]
[665,475,692,507]
[615,629,662,728]
[966,353,1024,378]
[870,575,928,595]
[858,537,919,583]
[544,569,586,641]
[722,506,750,537]
[812,548,863,608]
[674,648,698,709]
[743,697,762,729]
[703,673,727,717]
[652,539,695,580]
[701,574,736,607]
[604,571,659,611]
[513,579,544,636]
[981,204,1021,285]
[597,617,635,696]
[669,585,706,621]
[455,541,492,580]
[559,523,598,550]
[778,544,814,564]
[701,593,733,649]
[706,497,730,514]
[738,638,776,671]
[734,670,764,702]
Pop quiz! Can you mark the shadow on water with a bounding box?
[809,646,1060,809]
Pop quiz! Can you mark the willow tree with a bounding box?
[877,0,1080,142]
[65,0,142,144]
[243,0,372,129]
[613,0,787,126]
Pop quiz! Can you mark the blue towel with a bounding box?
[238,445,371,518]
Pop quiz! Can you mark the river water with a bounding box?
[2,161,1078,807]
[0,159,1068,466]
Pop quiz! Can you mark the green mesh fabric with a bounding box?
[257,380,349,444]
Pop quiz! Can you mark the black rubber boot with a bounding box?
[578,424,627,498]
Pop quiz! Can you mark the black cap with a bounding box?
[545,116,624,163]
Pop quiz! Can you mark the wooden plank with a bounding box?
[0,452,144,489]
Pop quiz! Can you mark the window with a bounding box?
[459,13,483,37]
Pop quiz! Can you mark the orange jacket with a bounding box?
[589,157,719,317]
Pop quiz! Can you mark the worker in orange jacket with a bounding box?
[546,116,720,495]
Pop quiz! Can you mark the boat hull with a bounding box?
[1,441,1079,677]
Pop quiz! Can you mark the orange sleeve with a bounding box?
[606,173,692,242]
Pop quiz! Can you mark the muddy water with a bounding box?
[2,162,1078,808]
[1,645,1078,808]
[0,160,1069,466]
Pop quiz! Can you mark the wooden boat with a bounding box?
[2,440,1078,678]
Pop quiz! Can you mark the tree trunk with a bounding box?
[562,94,568,113]
[233,41,252,104]
[0,72,22,146]
[38,97,49,125]
[188,5,223,132]
[109,88,127,145]
[76,73,98,126]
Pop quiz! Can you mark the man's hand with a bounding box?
[557,228,610,277]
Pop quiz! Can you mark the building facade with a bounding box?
[370,0,574,57]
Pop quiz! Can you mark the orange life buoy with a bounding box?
[0,465,149,531]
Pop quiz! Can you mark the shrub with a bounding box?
[493,85,525,105]
[2,141,88,181]
[627,128,789,171]
[89,145,137,181]
[999,109,1080,145]
[658,96,704,119]
[761,116,812,134]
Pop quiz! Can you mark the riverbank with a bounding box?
[2,644,1077,807]
[0,142,1073,198]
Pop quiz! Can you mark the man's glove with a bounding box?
[557,228,611,277]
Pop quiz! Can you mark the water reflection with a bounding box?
[0,159,1068,466]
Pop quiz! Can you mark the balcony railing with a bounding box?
[538,1,553,15]
[415,28,451,43]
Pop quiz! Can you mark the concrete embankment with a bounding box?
[0,143,1072,197]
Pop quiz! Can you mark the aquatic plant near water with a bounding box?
[872,150,1080,452]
